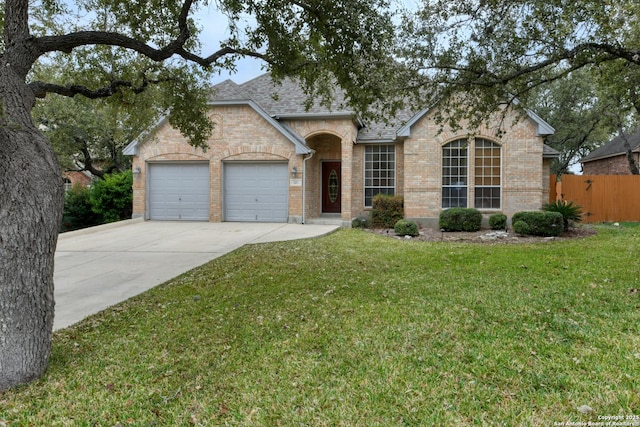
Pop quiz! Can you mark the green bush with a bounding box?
[512,211,564,236]
[90,170,133,223]
[370,194,404,228]
[489,213,507,230]
[439,208,482,232]
[512,220,530,235]
[394,219,419,237]
[61,184,102,232]
[543,199,583,229]
[352,216,370,229]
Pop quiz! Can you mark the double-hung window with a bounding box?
[364,145,395,207]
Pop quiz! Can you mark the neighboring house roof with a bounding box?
[124,73,556,154]
[580,127,640,163]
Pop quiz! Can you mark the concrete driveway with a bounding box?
[54,219,339,330]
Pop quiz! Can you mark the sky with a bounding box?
[193,0,420,85]
[193,5,265,85]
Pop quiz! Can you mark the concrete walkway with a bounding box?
[54,219,339,330]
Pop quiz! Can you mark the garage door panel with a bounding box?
[224,163,288,222]
[149,164,210,221]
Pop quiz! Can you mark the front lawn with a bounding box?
[1,224,639,426]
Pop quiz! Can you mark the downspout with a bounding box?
[302,151,315,224]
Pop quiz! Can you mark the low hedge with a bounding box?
[439,208,482,232]
[512,211,564,236]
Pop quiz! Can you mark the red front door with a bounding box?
[322,161,341,213]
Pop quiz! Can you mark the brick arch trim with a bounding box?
[146,153,209,161]
[221,144,293,161]
[303,130,345,141]
[439,135,503,148]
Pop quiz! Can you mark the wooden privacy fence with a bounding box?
[550,174,640,223]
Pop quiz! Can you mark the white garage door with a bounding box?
[148,163,210,221]
[224,162,289,222]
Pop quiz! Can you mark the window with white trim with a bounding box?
[442,140,468,208]
[474,139,501,209]
[442,138,502,209]
[364,145,395,207]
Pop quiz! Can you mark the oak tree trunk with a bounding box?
[0,64,64,391]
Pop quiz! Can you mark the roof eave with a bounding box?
[274,112,364,129]
[580,150,639,164]
[396,107,430,138]
[122,115,169,156]
[524,109,555,136]
[355,138,398,144]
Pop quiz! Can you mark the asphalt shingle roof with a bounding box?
[209,73,556,147]
[581,127,640,163]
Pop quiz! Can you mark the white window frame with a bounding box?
[441,139,469,208]
[441,138,502,210]
[364,144,396,208]
[473,138,502,210]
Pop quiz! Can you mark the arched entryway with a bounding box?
[305,133,342,219]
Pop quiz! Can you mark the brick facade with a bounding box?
[129,97,552,227]
[582,153,640,175]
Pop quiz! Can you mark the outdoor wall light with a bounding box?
[290,166,299,179]
[133,167,142,175]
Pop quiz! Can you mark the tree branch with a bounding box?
[29,75,162,99]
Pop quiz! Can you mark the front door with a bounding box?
[322,161,341,213]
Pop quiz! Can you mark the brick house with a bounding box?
[123,74,558,226]
[62,170,93,191]
[580,128,640,175]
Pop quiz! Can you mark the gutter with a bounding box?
[302,150,315,224]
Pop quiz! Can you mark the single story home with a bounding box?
[580,128,640,175]
[123,73,558,226]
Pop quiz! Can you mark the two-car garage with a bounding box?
[147,162,289,222]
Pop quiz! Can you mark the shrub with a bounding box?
[352,216,370,229]
[489,213,507,230]
[543,200,583,229]
[370,194,404,228]
[61,184,101,232]
[439,208,482,232]
[394,219,419,237]
[90,170,133,223]
[512,211,564,236]
[512,220,530,235]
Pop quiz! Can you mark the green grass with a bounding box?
[2,224,639,426]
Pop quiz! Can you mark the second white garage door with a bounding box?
[224,162,289,222]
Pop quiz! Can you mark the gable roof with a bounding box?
[397,107,556,139]
[581,127,640,163]
[124,73,556,155]
[123,78,314,156]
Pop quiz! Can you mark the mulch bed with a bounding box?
[367,225,597,244]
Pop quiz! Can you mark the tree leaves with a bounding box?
[399,0,640,130]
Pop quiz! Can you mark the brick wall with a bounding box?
[582,153,640,175]
[133,106,360,223]
[131,103,551,226]
[133,105,298,221]
[403,107,549,223]
[286,119,358,221]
